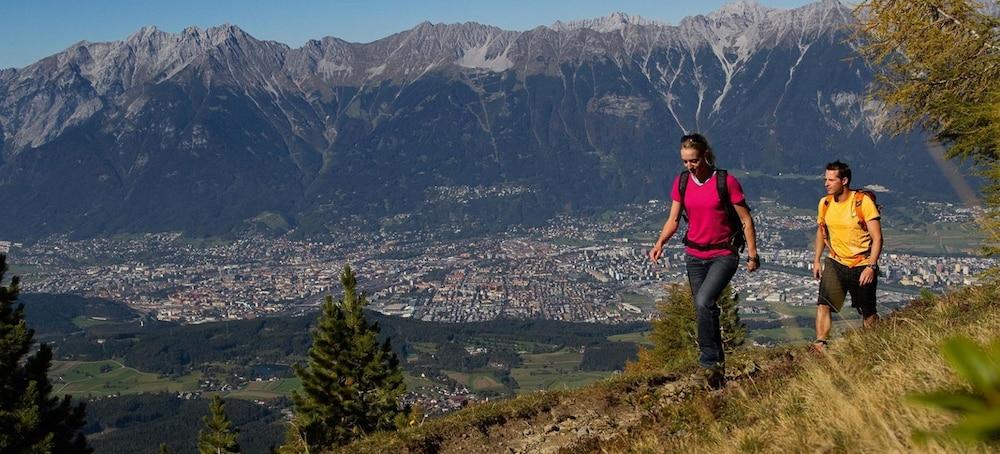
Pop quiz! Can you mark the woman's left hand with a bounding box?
[746,255,760,272]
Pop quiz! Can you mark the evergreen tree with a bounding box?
[718,286,747,352]
[646,284,746,370]
[0,254,91,453]
[855,0,1000,254]
[648,284,698,369]
[197,395,240,454]
[283,265,405,451]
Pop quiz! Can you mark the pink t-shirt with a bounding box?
[670,171,746,259]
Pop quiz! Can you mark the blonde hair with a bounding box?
[680,133,715,167]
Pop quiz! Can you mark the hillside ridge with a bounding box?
[345,279,999,453]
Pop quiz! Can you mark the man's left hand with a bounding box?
[859,267,876,286]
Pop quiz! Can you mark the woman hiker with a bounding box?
[648,133,760,389]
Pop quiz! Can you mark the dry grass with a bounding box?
[339,390,565,453]
[617,280,1000,453]
[339,369,685,453]
[331,280,999,453]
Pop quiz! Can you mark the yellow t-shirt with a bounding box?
[817,191,881,267]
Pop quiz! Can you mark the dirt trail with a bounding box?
[425,353,796,454]
[435,374,698,453]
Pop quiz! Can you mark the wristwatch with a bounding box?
[865,263,879,272]
[747,256,760,264]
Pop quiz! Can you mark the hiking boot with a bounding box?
[810,339,829,354]
[706,365,726,390]
[693,365,726,390]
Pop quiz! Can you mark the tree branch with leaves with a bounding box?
[0,254,91,453]
[854,0,1000,254]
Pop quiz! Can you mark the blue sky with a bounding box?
[1,0,817,69]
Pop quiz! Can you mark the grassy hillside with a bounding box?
[344,277,999,453]
[616,281,1000,453]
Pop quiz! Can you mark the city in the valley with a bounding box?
[4,199,992,327]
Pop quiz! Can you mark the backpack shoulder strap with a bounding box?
[715,169,729,204]
[716,169,739,215]
[854,190,869,231]
[819,194,836,257]
[678,170,690,198]
[677,171,690,222]
[716,170,740,218]
[818,195,834,226]
[714,169,747,252]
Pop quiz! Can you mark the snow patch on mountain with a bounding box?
[367,63,386,77]
[455,43,514,72]
[318,60,352,77]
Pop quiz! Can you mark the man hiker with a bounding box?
[812,161,883,352]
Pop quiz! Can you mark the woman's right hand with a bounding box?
[649,243,664,263]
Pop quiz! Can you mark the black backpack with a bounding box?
[677,169,746,252]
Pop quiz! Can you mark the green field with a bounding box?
[608,331,653,346]
[248,211,291,231]
[71,315,119,329]
[49,360,199,396]
[766,301,862,322]
[224,377,301,400]
[6,264,42,275]
[749,317,865,343]
[511,369,608,393]
[768,304,819,319]
[273,378,302,393]
[510,340,561,353]
[520,348,583,368]
[175,235,231,248]
[410,342,438,354]
[748,300,866,344]
[550,237,592,247]
[442,370,507,393]
[403,372,441,391]
[510,348,608,392]
[621,292,655,310]
[884,222,985,255]
[466,337,560,354]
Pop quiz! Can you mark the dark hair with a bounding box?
[826,160,851,184]
[680,133,715,166]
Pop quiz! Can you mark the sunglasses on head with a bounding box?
[680,134,707,146]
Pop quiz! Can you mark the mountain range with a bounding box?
[0,0,952,239]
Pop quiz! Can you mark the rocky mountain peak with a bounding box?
[174,23,268,49]
[792,0,853,24]
[128,25,167,42]
[708,0,773,21]
[550,12,666,33]
[0,0,946,240]
[403,20,509,42]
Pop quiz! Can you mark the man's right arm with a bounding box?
[813,225,825,280]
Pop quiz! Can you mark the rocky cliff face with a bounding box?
[0,1,941,239]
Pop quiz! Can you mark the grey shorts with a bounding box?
[817,257,877,316]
